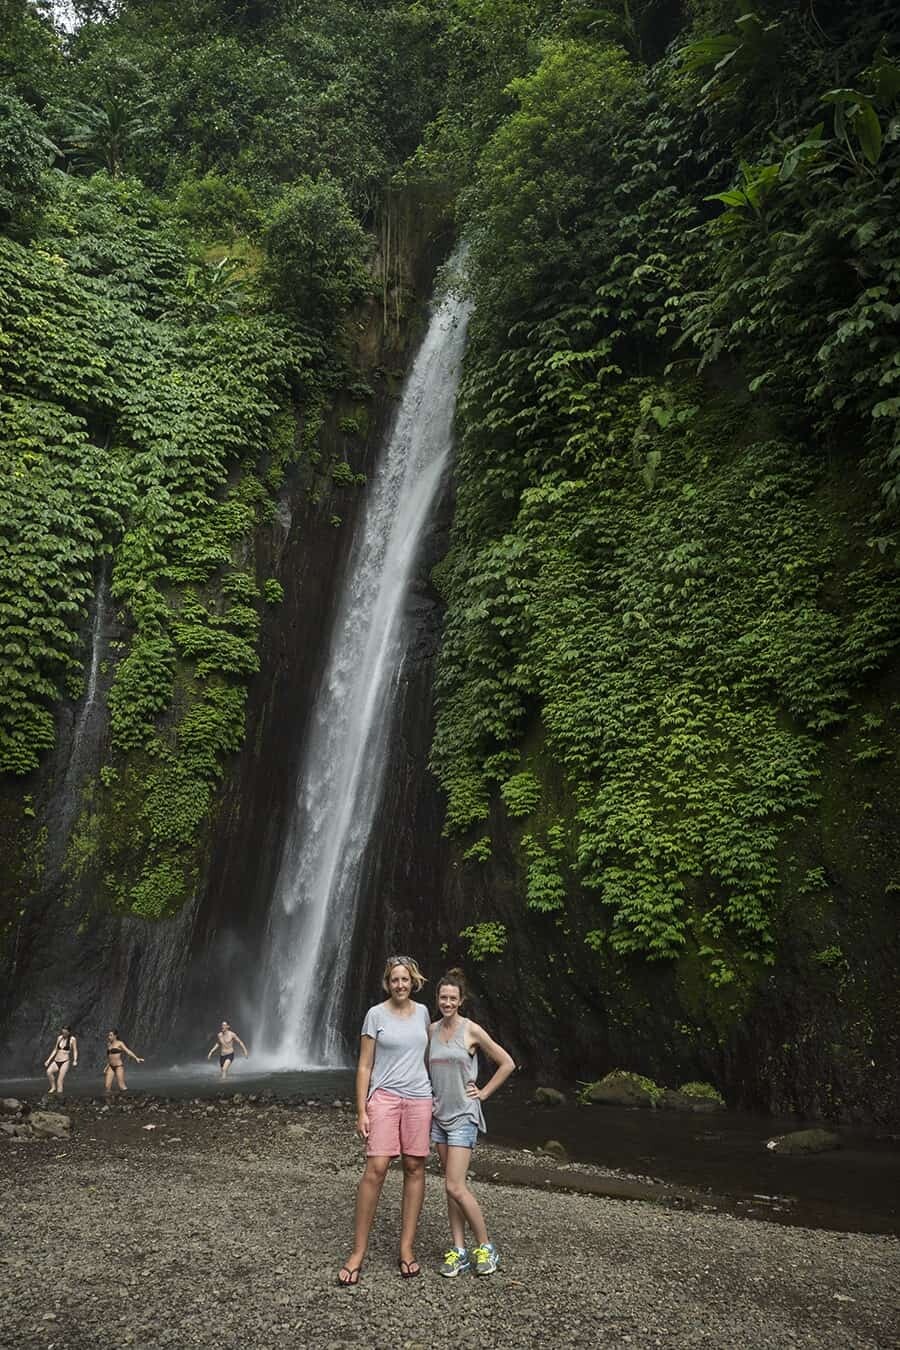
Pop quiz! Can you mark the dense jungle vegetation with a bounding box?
[2,1,899,1018]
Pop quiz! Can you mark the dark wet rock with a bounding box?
[766,1128,842,1155]
[534,1086,566,1107]
[582,1070,661,1108]
[0,1121,16,1136]
[541,1139,568,1161]
[0,1098,24,1115]
[658,1089,723,1113]
[29,1110,71,1139]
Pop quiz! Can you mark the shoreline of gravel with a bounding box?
[1,1096,897,1349]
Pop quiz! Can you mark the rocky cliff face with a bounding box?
[0,194,451,1074]
[3,198,897,1124]
[364,633,900,1124]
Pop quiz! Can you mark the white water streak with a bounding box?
[256,290,470,1067]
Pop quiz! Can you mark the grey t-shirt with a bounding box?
[362,1001,432,1099]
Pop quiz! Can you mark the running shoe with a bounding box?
[439,1247,471,1277]
[471,1242,499,1276]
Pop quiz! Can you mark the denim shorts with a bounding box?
[431,1118,479,1149]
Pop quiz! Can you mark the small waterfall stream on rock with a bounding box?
[256,289,470,1067]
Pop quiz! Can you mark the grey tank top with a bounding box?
[429,1019,486,1133]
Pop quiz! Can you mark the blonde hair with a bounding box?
[436,967,467,1003]
[382,955,427,992]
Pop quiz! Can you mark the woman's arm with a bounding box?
[355,1036,376,1138]
[44,1041,55,1068]
[466,1022,515,1103]
[71,1035,78,1067]
[121,1043,144,1063]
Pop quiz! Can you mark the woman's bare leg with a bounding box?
[442,1145,488,1246]
[398,1155,426,1269]
[46,1064,58,1093]
[104,1067,115,1095]
[340,1155,391,1277]
[55,1061,70,1097]
[115,1066,127,1092]
[436,1143,467,1248]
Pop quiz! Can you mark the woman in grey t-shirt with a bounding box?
[337,955,432,1287]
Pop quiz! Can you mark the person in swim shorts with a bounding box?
[44,1025,78,1097]
[337,956,432,1288]
[207,1021,248,1078]
[430,968,515,1278]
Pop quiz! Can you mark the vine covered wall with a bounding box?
[422,0,900,1117]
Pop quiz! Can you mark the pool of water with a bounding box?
[4,1067,897,1234]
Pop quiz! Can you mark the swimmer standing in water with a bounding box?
[44,1025,78,1097]
[207,1021,249,1079]
[104,1030,144,1094]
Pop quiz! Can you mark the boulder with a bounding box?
[658,1089,724,1113]
[541,1139,568,1161]
[0,1121,17,1137]
[0,1098,24,1115]
[29,1111,71,1140]
[765,1128,841,1155]
[534,1086,566,1107]
[677,1081,726,1108]
[581,1070,661,1108]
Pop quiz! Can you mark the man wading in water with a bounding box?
[207,1021,249,1079]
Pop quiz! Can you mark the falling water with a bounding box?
[257,288,470,1067]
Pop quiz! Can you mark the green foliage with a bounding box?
[263,577,284,605]
[500,770,541,817]
[0,92,57,230]
[173,173,260,240]
[262,176,370,333]
[678,1080,725,1103]
[331,459,365,487]
[462,835,492,862]
[460,921,508,960]
[0,163,305,913]
[432,7,900,983]
[56,93,155,177]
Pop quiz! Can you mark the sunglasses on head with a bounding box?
[387,955,413,968]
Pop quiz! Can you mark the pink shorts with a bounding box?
[366,1089,432,1157]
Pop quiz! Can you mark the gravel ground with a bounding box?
[1,1098,897,1350]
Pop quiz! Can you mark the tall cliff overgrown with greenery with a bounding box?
[2,0,898,1109]
[424,0,900,1106]
[0,0,443,922]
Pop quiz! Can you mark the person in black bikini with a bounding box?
[44,1026,78,1097]
[104,1030,144,1094]
[206,1022,248,1079]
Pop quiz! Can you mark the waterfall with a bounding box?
[256,287,470,1067]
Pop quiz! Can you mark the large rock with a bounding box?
[0,1121,17,1137]
[541,1139,568,1161]
[534,1086,566,1107]
[29,1111,71,1140]
[659,1087,725,1113]
[765,1128,841,1155]
[582,1070,661,1108]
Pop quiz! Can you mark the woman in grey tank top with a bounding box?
[429,968,515,1277]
